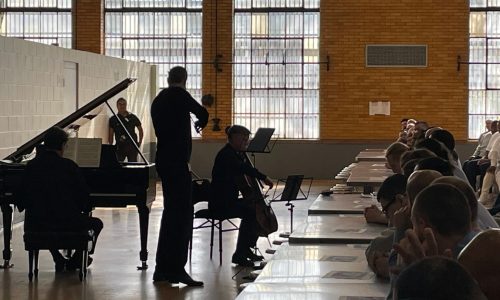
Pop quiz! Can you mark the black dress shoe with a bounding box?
[66,256,93,271]
[246,251,264,262]
[232,254,254,267]
[169,272,204,286]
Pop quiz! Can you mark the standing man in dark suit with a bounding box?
[151,66,208,286]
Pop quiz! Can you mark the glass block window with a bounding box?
[469,2,500,138]
[234,0,320,139]
[0,0,72,48]
[104,0,202,96]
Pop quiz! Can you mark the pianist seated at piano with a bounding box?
[16,126,104,272]
[210,125,273,267]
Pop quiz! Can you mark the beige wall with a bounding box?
[0,36,155,160]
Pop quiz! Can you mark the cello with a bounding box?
[235,153,278,237]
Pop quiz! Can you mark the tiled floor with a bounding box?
[0,180,331,300]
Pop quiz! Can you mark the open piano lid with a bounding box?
[4,78,137,163]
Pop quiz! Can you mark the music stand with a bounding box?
[271,175,313,238]
[246,128,276,153]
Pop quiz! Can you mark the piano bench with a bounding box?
[23,230,95,281]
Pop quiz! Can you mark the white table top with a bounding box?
[270,244,369,262]
[308,194,378,215]
[237,283,388,300]
[346,175,388,186]
[254,259,380,284]
[289,215,387,244]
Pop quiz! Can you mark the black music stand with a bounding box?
[271,175,313,238]
[246,128,276,154]
[245,128,277,166]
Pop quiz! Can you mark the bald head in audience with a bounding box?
[395,257,486,300]
[385,142,410,174]
[432,176,479,229]
[459,229,500,300]
[414,156,454,176]
[406,170,442,204]
[412,183,472,255]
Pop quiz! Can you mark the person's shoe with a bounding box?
[246,251,264,262]
[66,256,93,271]
[169,272,204,286]
[232,254,254,267]
[153,271,204,286]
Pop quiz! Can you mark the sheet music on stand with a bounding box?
[245,128,277,154]
[271,175,313,203]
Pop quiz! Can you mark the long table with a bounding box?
[236,283,388,300]
[308,194,377,215]
[355,151,387,162]
[289,215,387,244]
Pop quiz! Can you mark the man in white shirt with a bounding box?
[471,120,492,159]
[463,120,498,190]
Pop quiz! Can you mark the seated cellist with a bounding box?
[210,125,274,267]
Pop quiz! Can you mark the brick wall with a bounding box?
[202,0,233,139]
[71,0,469,141]
[73,0,104,54]
[320,0,469,141]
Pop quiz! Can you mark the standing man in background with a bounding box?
[108,97,144,162]
[151,66,208,286]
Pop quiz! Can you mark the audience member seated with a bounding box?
[16,127,103,272]
[468,120,492,160]
[210,125,273,267]
[401,158,422,178]
[463,120,498,190]
[432,176,498,230]
[424,126,443,139]
[385,142,409,174]
[397,118,409,144]
[414,156,454,177]
[429,129,459,163]
[394,257,487,300]
[385,170,442,300]
[414,138,452,162]
[408,120,429,148]
[458,229,500,300]
[365,174,407,278]
[477,127,500,208]
[399,149,436,178]
[394,183,476,264]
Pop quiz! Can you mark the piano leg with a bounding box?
[0,204,14,269]
[137,204,150,270]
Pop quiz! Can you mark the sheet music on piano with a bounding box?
[63,138,102,167]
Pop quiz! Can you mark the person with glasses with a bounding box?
[365,174,407,278]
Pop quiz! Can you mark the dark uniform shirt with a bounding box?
[210,143,267,213]
[17,150,91,231]
[109,113,141,146]
[151,86,208,165]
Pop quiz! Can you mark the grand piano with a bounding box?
[0,78,155,270]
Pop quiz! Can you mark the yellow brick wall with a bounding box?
[320,0,469,141]
[73,0,103,54]
[202,0,233,140]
